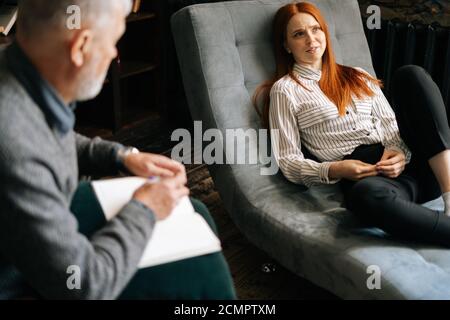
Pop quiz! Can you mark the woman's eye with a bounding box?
[294,32,304,37]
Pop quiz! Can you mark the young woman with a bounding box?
[254,2,450,246]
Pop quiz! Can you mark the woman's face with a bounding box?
[285,13,326,70]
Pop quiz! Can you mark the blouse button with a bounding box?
[346,111,349,115]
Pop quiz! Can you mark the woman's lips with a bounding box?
[307,47,319,53]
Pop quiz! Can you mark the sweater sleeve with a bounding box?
[75,133,126,177]
[269,90,341,187]
[0,146,156,300]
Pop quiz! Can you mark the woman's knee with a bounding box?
[349,178,396,211]
[392,65,432,101]
[393,65,428,85]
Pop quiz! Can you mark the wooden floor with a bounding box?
[77,115,338,300]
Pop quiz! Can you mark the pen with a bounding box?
[147,176,160,184]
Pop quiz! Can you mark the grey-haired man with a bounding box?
[0,0,235,299]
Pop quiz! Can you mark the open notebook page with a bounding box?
[92,177,221,268]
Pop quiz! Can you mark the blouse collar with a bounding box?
[293,63,322,82]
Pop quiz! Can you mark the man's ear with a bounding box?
[70,29,93,68]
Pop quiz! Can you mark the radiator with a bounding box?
[363,19,450,111]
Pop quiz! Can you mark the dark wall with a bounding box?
[161,1,237,130]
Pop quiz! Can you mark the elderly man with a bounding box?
[0,0,236,299]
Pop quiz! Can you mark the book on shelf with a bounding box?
[92,177,222,268]
[132,0,142,13]
[0,1,18,36]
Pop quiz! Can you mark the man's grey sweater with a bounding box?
[0,48,156,299]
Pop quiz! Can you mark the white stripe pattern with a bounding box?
[269,63,411,187]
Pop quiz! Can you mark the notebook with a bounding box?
[91,177,222,268]
[0,4,17,36]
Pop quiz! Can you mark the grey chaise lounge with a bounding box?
[171,0,450,299]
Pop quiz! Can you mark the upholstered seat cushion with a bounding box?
[171,0,450,299]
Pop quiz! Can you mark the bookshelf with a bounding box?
[75,0,164,134]
[0,33,12,48]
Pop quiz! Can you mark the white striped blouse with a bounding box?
[269,63,411,187]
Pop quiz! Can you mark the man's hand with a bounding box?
[124,152,186,179]
[132,171,189,221]
[329,160,378,181]
[376,148,406,179]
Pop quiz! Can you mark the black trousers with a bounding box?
[341,65,450,247]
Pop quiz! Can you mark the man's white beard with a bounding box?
[75,70,108,102]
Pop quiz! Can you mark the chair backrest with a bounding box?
[171,0,375,133]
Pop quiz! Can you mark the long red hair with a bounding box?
[253,1,382,128]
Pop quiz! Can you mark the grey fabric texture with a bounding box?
[171,0,450,299]
[0,50,156,299]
